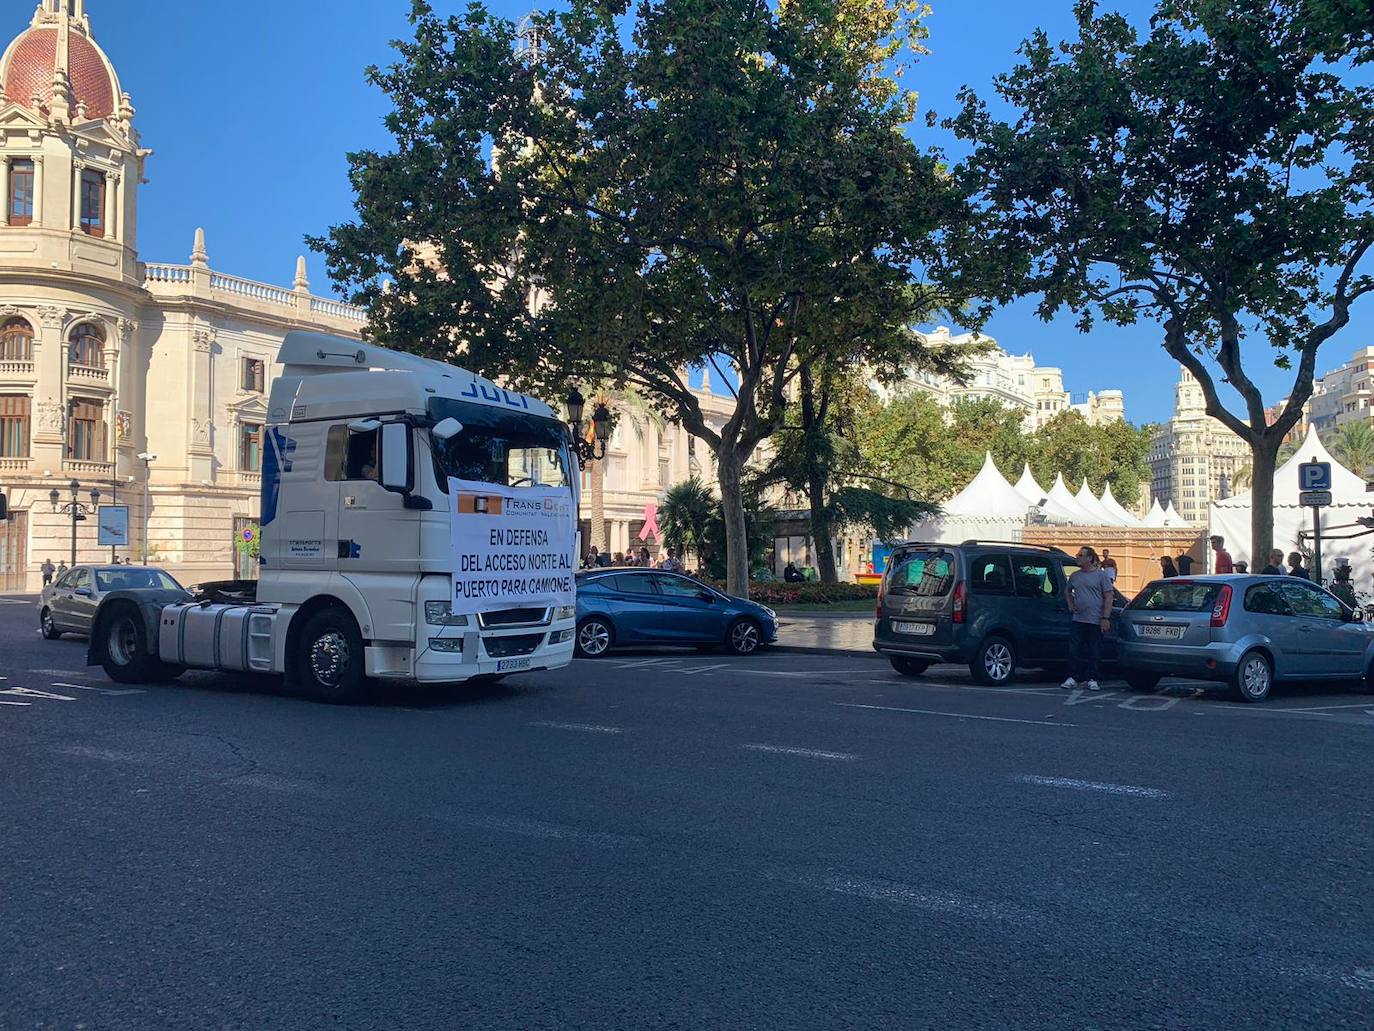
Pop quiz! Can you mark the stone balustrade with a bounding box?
[141,261,367,334]
[65,459,114,476]
[0,456,30,471]
[0,360,35,377]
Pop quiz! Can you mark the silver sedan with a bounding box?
[1118,574,1374,702]
[39,565,183,640]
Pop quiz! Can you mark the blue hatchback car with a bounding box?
[574,569,779,657]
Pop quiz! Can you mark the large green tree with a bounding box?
[939,0,1374,564]
[311,0,956,597]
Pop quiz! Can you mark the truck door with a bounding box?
[328,423,419,642]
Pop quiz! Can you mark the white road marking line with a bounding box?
[675,663,733,676]
[0,700,31,707]
[51,683,145,697]
[435,813,635,846]
[865,679,1057,697]
[0,687,75,702]
[52,745,148,763]
[32,669,96,679]
[613,658,678,669]
[837,702,1076,727]
[773,871,1028,922]
[228,772,327,796]
[1013,774,1169,799]
[742,744,859,761]
[1274,702,1374,713]
[529,720,623,734]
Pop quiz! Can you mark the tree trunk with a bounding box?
[1247,436,1281,570]
[808,468,838,583]
[590,457,607,554]
[716,448,750,598]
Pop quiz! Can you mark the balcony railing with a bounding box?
[69,363,108,381]
[0,360,34,377]
[0,456,30,471]
[210,272,296,307]
[65,459,113,475]
[142,263,368,328]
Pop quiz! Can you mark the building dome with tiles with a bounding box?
[0,1,121,121]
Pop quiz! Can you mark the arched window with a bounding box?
[0,318,32,361]
[68,322,104,369]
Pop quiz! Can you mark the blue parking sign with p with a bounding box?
[1299,462,1331,491]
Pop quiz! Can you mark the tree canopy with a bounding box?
[311,0,960,596]
[938,0,1374,564]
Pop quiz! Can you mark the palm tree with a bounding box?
[659,477,716,569]
[1326,421,1374,478]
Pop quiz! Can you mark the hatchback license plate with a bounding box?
[497,657,533,672]
[892,621,935,636]
[1138,625,1183,640]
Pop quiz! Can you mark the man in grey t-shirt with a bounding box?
[1062,546,1114,692]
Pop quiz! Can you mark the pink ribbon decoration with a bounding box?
[640,502,661,543]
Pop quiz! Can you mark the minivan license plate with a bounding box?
[497,657,533,672]
[1139,625,1183,640]
[892,621,935,636]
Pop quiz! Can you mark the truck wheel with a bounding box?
[295,608,369,703]
[102,606,173,684]
[40,607,62,640]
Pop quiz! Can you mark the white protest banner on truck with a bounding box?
[448,478,577,615]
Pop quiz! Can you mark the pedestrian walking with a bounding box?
[1287,552,1311,580]
[41,558,55,586]
[1160,555,1178,578]
[1062,546,1113,692]
[1177,554,1194,575]
[1331,560,1357,608]
[56,560,68,580]
[1210,535,1234,574]
[1261,549,1285,575]
[659,548,684,574]
[1101,548,1118,584]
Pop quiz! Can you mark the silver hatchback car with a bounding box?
[1118,575,1374,702]
[40,565,184,640]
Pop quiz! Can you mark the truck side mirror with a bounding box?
[379,422,412,493]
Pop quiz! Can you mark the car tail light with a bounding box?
[876,576,885,620]
[1210,585,1233,627]
[952,581,967,624]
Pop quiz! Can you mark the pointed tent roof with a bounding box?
[1162,502,1188,526]
[1141,500,1168,527]
[1075,479,1126,525]
[1047,473,1095,524]
[1099,482,1142,526]
[1014,463,1079,523]
[943,452,1033,519]
[1214,424,1368,509]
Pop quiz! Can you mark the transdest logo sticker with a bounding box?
[448,478,576,615]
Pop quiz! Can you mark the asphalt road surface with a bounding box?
[3,595,1374,1029]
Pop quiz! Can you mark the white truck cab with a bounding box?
[88,331,579,700]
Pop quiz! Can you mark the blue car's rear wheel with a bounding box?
[576,618,614,658]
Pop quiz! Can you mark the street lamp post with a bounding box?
[565,387,612,469]
[137,452,156,566]
[50,479,100,568]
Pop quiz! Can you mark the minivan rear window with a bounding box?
[1128,580,1221,612]
[886,550,954,596]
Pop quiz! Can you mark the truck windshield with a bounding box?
[428,398,572,492]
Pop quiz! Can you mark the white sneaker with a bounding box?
[1060,677,1077,690]
[1086,680,1101,691]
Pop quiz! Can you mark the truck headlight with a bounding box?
[555,605,576,621]
[428,637,464,653]
[424,602,469,626]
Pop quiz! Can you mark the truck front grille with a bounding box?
[478,608,549,629]
[484,634,545,658]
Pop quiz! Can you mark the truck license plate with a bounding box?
[496,657,533,672]
[1139,625,1183,640]
[892,621,935,636]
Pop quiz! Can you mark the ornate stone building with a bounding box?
[1149,367,1251,527]
[0,1,733,590]
[887,327,1127,430]
[0,1,371,589]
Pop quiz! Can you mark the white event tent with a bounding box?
[1140,500,1169,527]
[1210,425,1373,590]
[910,454,1157,543]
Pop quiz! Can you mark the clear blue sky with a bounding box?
[71,0,1372,424]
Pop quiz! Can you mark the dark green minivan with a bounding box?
[872,541,1125,685]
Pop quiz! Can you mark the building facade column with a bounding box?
[31,306,67,466]
[31,155,43,225]
[187,322,215,481]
